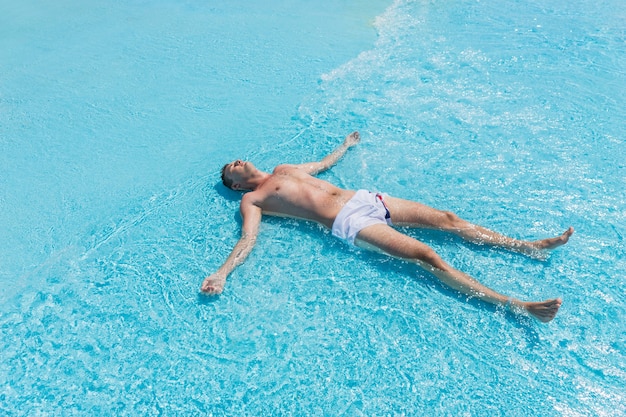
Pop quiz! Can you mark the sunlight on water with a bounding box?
[1,0,624,415]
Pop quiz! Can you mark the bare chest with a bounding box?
[254,174,347,223]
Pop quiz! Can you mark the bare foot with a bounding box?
[201,274,225,295]
[511,298,562,323]
[519,227,574,259]
[533,227,574,250]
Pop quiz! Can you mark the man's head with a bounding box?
[221,160,256,191]
[221,163,235,189]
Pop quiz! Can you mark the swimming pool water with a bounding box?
[1,0,625,415]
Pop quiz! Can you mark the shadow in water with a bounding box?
[213,181,243,202]
[197,292,222,305]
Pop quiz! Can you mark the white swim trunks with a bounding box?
[331,190,393,245]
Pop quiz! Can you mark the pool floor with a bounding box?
[1,0,625,415]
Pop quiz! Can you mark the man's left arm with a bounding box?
[296,131,360,175]
[200,195,262,295]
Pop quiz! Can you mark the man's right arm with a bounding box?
[293,131,360,176]
[201,196,262,295]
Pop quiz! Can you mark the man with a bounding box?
[202,132,574,322]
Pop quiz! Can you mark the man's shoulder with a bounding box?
[240,191,264,211]
[241,182,275,205]
[272,163,298,174]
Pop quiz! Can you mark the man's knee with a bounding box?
[414,247,446,269]
[439,210,463,229]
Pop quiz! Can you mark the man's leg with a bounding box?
[384,196,574,256]
[354,224,562,322]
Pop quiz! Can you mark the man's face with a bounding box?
[224,160,254,188]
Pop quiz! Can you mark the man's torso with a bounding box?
[245,165,355,228]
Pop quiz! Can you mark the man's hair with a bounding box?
[221,164,234,189]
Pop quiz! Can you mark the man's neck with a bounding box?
[246,171,271,191]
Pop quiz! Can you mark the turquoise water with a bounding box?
[1,0,625,415]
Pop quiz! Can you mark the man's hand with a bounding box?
[297,131,362,175]
[201,272,226,295]
[344,131,361,147]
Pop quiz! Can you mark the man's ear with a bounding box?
[232,183,241,190]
